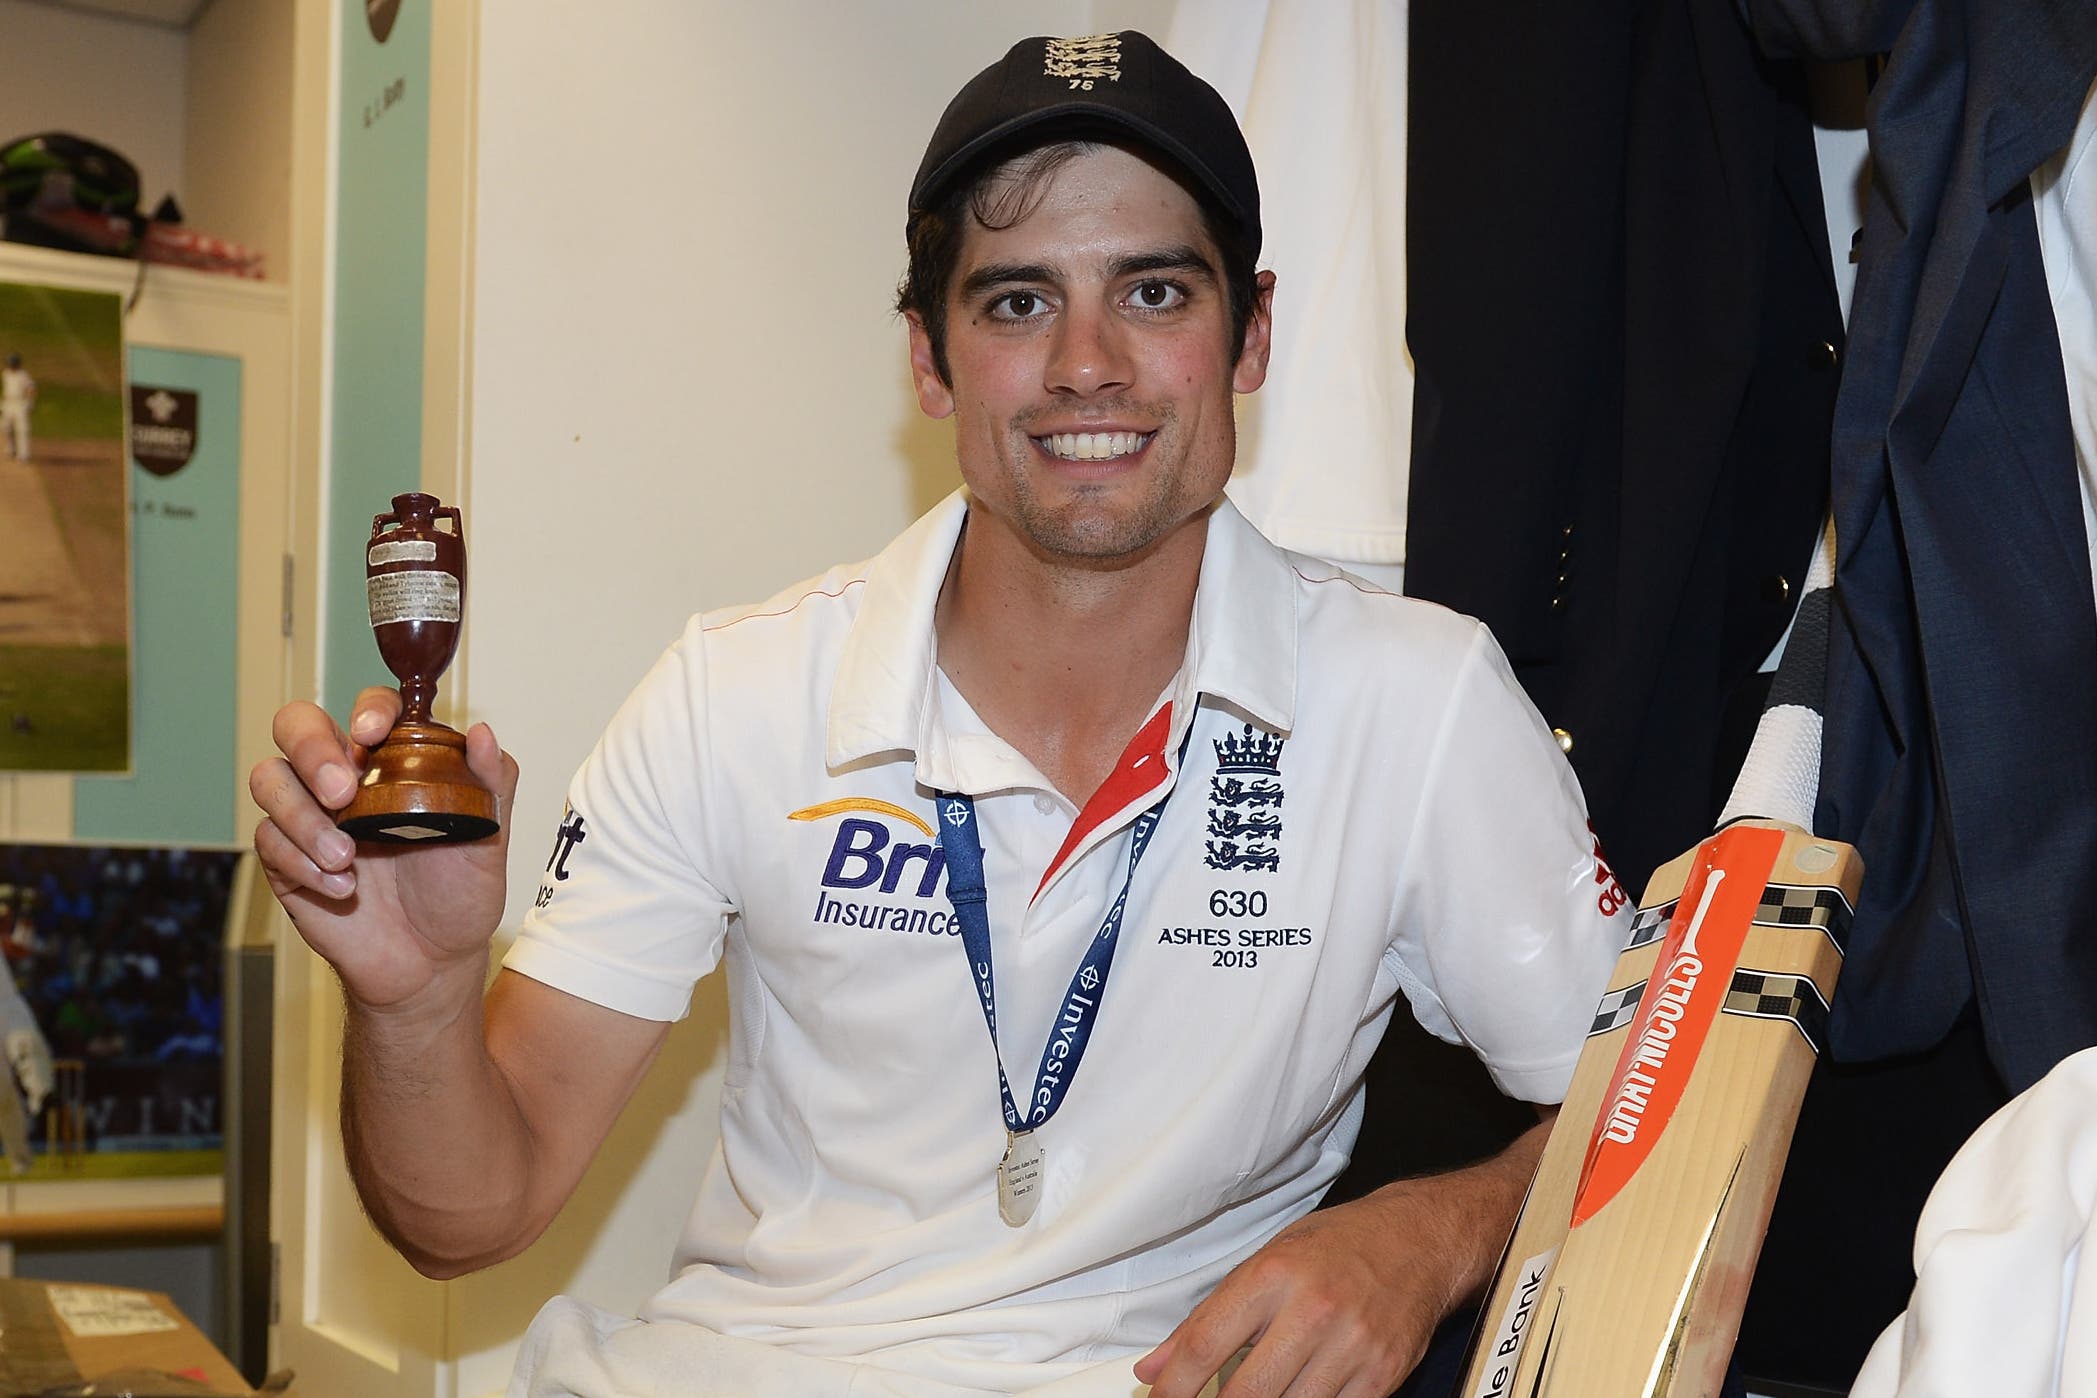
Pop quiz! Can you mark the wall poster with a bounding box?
[0,280,130,774]
[0,841,245,1179]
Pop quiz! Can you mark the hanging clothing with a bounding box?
[1404,0,1844,894]
[1169,0,1414,569]
[1748,0,2097,1094]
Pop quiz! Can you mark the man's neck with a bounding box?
[934,505,1211,806]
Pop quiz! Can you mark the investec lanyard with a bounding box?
[936,742,1182,1226]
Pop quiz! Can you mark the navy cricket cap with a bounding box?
[909,31,1261,261]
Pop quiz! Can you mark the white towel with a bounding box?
[1850,1046,2097,1398]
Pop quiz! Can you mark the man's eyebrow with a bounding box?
[956,246,1221,300]
[959,261,1061,299]
[1108,245,1219,282]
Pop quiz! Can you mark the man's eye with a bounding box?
[1129,281,1185,310]
[992,292,1046,319]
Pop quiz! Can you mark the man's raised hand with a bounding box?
[250,688,518,1013]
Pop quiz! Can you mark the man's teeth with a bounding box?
[1039,431,1151,460]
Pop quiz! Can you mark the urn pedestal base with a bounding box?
[336,721,499,844]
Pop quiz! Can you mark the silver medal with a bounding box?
[998,1130,1045,1226]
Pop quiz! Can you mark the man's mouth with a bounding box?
[1033,430,1153,461]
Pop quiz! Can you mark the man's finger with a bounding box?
[464,722,519,808]
[348,686,403,747]
[1138,1271,1271,1398]
[255,815,354,901]
[1332,1372,1403,1398]
[249,756,358,876]
[1220,1311,1356,1398]
[1217,1341,1314,1398]
[272,700,361,808]
[1212,1287,1326,1398]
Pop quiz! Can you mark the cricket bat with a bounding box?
[1459,519,1857,1398]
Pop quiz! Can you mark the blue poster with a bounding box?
[1,841,241,1179]
[73,347,241,845]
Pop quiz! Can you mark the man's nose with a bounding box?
[1044,302,1133,397]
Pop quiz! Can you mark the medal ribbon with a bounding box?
[936,734,1184,1135]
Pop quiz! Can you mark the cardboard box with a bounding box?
[0,1278,252,1395]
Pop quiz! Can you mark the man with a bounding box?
[0,937,52,1174]
[1,354,33,462]
[251,32,1622,1398]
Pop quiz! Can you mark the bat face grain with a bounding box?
[1460,820,1859,1398]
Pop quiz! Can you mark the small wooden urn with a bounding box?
[336,492,499,844]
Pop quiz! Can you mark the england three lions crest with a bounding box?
[1206,724,1285,872]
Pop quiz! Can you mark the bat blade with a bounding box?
[1459,819,1858,1398]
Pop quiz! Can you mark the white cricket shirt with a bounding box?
[505,493,1624,1396]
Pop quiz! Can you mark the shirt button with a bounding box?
[1552,727,1574,754]
[1033,794,1058,815]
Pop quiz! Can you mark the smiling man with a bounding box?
[251,32,1623,1398]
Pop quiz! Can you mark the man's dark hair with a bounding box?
[896,140,1259,387]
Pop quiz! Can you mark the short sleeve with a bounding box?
[1387,622,1627,1103]
[503,624,734,1021]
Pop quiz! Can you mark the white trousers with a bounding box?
[505,1295,1227,1398]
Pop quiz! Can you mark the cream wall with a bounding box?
[0,0,187,211]
[0,0,291,279]
[449,3,1175,1389]
[183,0,295,279]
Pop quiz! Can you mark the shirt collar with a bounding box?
[825,491,965,773]
[1179,491,1298,739]
[825,490,1298,776]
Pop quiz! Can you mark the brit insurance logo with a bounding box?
[531,804,588,911]
[789,798,955,936]
[1205,724,1285,872]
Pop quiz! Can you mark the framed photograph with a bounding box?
[0,279,131,774]
[0,841,248,1179]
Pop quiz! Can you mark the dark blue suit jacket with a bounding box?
[1754,0,2097,1092]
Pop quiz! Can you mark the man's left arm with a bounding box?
[1136,1107,1553,1398]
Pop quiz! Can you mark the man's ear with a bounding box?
[905,312,956,419]
[1232,269,1278,395]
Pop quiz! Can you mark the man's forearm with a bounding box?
[339,960,539,1278]
[1369,1116,1553,1319]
